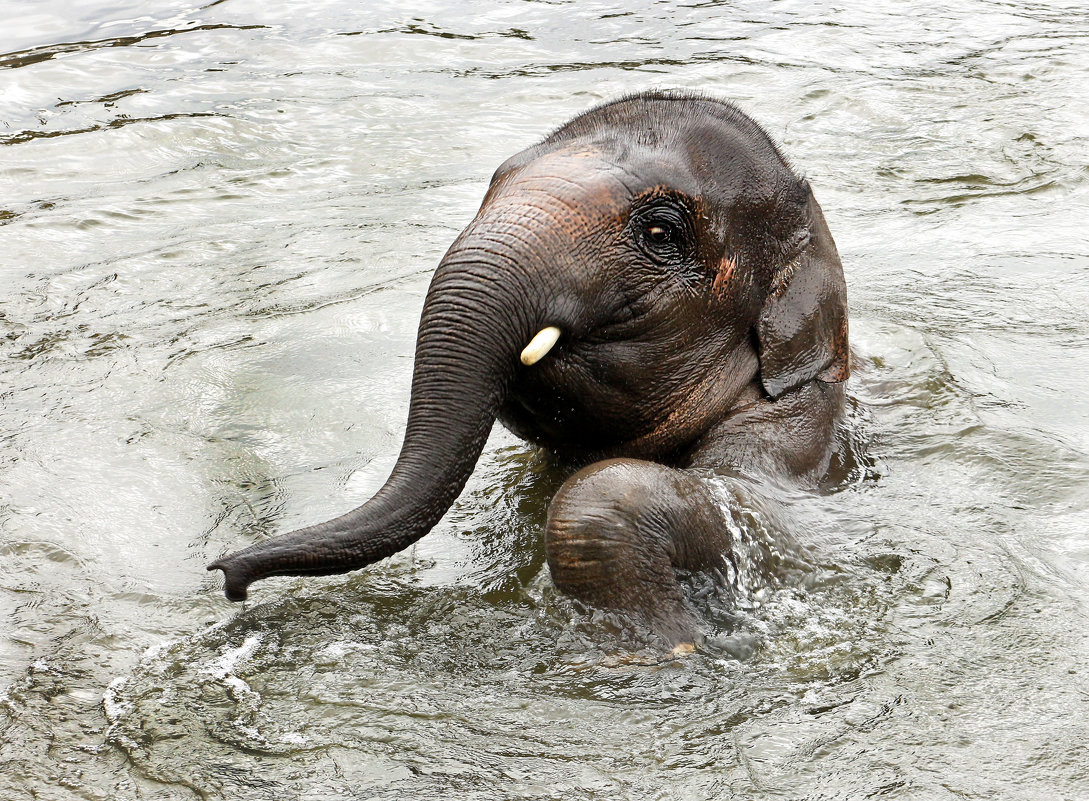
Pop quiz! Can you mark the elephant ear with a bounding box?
[756,187,850,399]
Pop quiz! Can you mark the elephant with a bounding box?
[208,90,850,648]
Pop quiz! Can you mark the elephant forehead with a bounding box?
[492,145,698,215]
[497,149,631,210]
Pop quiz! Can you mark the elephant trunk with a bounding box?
[208,237,544,601]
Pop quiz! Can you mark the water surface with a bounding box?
[2,1,1089,799]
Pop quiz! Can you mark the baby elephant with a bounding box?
[209,91,849,647]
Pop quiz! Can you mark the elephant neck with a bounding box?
[681,380,846,481]
[597,340,761,463]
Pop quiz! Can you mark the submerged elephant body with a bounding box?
[209,92,849,645]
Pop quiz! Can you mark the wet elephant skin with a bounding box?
[208,90,850,646]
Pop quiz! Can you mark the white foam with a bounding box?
[199,634,263,680]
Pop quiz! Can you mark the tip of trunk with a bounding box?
[204,251,528,603]
[207,557,254,602]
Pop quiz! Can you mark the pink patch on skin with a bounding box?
[713,256,736,297]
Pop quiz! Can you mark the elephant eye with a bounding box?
[635,202,693,263]
[645,222,678,246]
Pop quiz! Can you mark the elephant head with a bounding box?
[208,91,848,602]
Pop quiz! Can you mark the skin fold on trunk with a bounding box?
[207,246,537,601]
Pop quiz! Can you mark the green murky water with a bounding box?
[2,1,1088,798]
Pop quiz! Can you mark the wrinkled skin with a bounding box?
[208,91,849,647]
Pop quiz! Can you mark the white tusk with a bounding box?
[520,326,562,366]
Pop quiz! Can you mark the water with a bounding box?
[2,1,1088,798]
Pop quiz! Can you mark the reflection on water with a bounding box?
[3,1,1089,799]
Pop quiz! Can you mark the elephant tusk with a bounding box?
[520,326,562,366]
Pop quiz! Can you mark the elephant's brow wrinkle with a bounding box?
[484,197,566,225]
[514,186,594,217]
[480,211,582,251]
[519,173,595,193]
[493,205,560,230]
[469,229,549,258]
[526,169,642,208]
